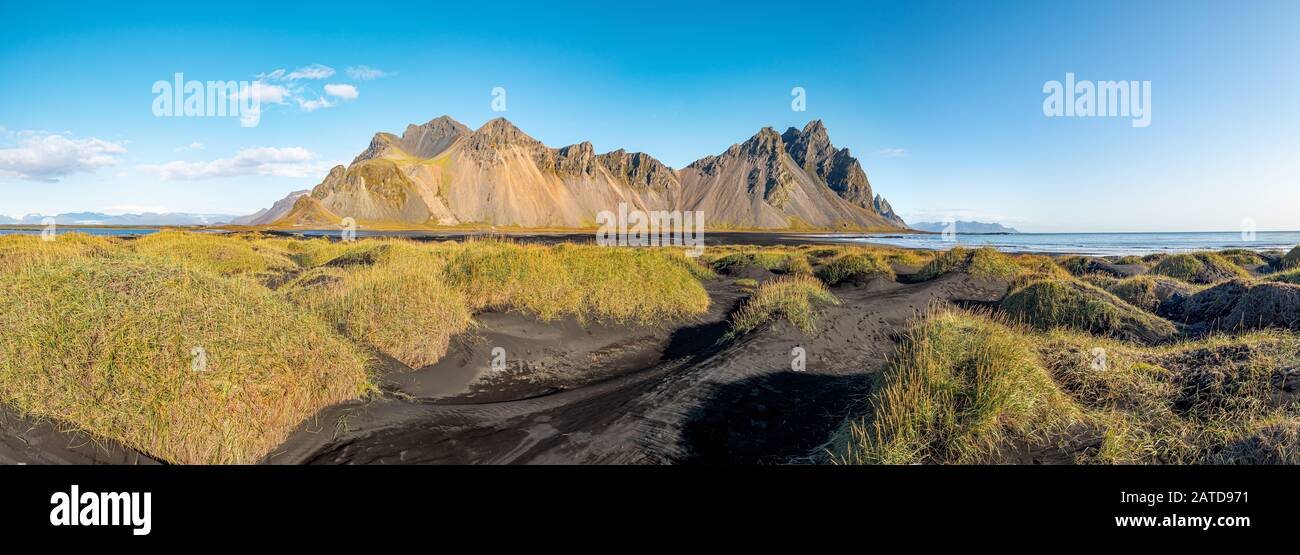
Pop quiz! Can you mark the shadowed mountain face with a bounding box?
[257,116,905,230]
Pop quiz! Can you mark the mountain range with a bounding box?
[910,220,1020,234]
[239,116,906,230]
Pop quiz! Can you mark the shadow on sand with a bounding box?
[677,371,872,464]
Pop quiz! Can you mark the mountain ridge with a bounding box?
[911,220,1020,234]
[240,116,906,230]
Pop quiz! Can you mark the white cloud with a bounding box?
[875,148,908,158]
[264,64,336,81]
[237,82,290,105]
[324,83,359,100]
[245,65,365,118]
[137,146,331,181]
[0,132,128,182]
[295,96,336,112]
[346,65,391,80]
[174,142,205,152]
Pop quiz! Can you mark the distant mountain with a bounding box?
[229,190,311,225]
[910,220,1020,234]
[257,115,905,230]
[0,212,237,226]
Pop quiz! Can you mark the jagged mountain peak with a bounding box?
[596,149,680,192]
[472,117,538,145]
[397,116,470,159]
[420,114,468,129]
[559,141,595,157]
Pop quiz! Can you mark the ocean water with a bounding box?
[845,231,1300,256]
[3,227,1297,257]
[0,227,168,237]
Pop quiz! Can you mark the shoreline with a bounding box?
[4,225,1294,258]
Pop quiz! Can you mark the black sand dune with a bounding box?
[0,262,1015,465]
[260,271,1009,465]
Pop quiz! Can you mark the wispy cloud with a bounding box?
[260,64,336,82]
[295,97,336,112]
[875,148,908,158]
[174,142,205,152]
[247,65,370,114]
[137,146,333,181]
[0,131,128,182]
[346,65,392,80]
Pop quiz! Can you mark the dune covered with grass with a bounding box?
[4,232,1299,466]
[0,250,371,464]
[831,310,1081,464]
[0,232,716,464]
[830,308,1300,465]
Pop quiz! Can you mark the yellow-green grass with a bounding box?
[1116,255,1145,265]
[831,309,1081,464]
[875,247,935,267]
[0,255,371,464]
[1000,279,1178,344]
[1217,249,1268,269]
[1036,329,1300,464]
[130,231,295,278]
[832,308,1300,465]
[1105,276,1162,312]
[734,278,759,290]
[1058,256,1110,277]
[281,237,446,270]
[1207,417,1300,465]
[667,250,718,281]
[0,233,117,272]
[914,247,1032,282]
[782,254,814,276]
[1151,252,1250,284]
[1077,273,1120,290]
[441,240,710,324]
[814,252,894,285]
[284,255,473,369]
[709,249,797,273]
[1278,245,1300,271]
[550,244,711,324]
[1266,268,1300,285]
[728,274,839,337]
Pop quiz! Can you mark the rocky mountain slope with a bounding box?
[248,116,904,230]
[229,190,310,225]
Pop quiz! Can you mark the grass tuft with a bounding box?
[1151,252,1250,284]
[915,247,1025,281]
[1278,245,1300,271]
[728,274,839,337]
[1000,279,1179,344]
[831,309,1080,464]
[814,252,894,286]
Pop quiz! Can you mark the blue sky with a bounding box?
[1,0,1297,232]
